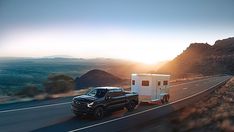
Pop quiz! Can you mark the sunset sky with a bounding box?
[0,0,234,64]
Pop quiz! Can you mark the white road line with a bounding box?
[0,76,222,114]
[68,77,229,132]
[0,102,71,114]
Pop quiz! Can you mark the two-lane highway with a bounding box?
[0,76,231,132]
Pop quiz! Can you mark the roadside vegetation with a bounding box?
[15,84,43,97]
[0,74,76,104]
[44,74,75,94]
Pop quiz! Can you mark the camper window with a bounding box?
[158,81,161,86]
[132,80,135,85]
[142,80,149,86]
[163,80,168,85]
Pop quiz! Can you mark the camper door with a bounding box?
[151,77,158,100]
[140,77,152,100]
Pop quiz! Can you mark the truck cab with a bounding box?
[71,87,138,119]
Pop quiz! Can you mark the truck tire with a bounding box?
[94,107,104,119]
[126,101,136,111]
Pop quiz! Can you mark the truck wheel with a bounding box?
[94,107,104,119]
[126,101,136,111]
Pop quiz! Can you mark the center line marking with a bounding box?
[0,102,71,113]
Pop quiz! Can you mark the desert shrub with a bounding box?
[16,85,42,97]
[44,74,74,94]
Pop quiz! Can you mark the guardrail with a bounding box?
[70,76,231,132]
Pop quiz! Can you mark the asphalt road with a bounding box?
[0,76,230,132]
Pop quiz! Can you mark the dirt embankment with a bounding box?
[140,77,234,132]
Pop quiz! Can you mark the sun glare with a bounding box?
[124,55,159,65]
[136,57,158,65]
[0,26,181,63]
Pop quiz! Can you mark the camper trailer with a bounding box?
[131,74,170,103]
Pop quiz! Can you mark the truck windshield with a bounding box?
[86,89,107,98]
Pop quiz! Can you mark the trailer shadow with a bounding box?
[31,108,135,132]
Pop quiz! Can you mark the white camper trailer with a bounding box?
[131,74,170,103]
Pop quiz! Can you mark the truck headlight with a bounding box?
[87,102,94,108]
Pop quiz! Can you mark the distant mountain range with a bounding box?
[42,55,74,58]
[158,37,234,77]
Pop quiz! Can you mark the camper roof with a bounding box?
[132,73,170,77]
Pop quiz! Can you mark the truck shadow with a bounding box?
[31,108,134,132]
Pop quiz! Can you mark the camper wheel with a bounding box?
[161,96,165,104]
[166,95,170,103]
[161,95,169,104]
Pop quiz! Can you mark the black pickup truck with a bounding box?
[71,87,138,119]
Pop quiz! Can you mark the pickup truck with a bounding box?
[71,87,138,119]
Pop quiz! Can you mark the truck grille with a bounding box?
[72,100,87,109]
